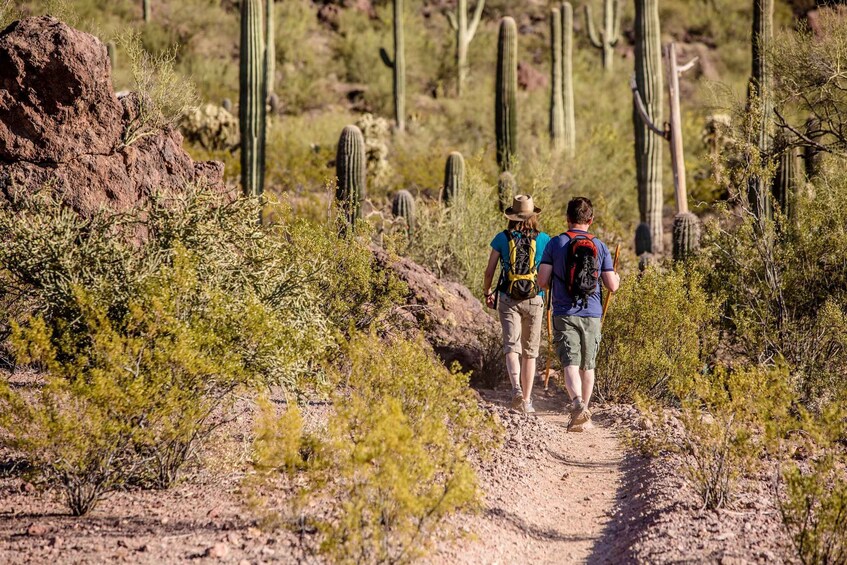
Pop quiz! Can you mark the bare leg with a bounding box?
[581,369,596,408]
[505,352,521,391]
[563,365,582,401]
[521,356,537,401]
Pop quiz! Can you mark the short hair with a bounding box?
[567,197,594,224]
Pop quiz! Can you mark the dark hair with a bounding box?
[567,197,594,224]
[507,215,540,235]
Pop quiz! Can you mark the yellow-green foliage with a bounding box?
[249,334,502,563]
[595,265,716,403]
[642,366,791,510]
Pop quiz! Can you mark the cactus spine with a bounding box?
[498,171,516,213]
[496,17,518,173]
[442,152,465,207]
[447,0,485,97]
[380,0,406,132]
[392,190,416,234]
[561,2,576,157]
[265,0,275,100]
[747,0,774,219]
[632,0,664,253]
[672,212,700,262]
[549,8,565,153]
[336,126,366,226]
[585,0,620,72]
[143,0,151,23]
[239,0,267,197]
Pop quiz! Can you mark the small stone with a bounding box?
[21,482,36,493]
[49,536,62,547]
[205,542,229,559]
[207,506,222,518]
[160,517,170,525]
[639,418,653,430]
[561,473,570,480]
[27,523,48,536]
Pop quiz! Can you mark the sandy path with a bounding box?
[432,385,625,564]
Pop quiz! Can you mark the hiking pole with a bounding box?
[544,289,554,390]
[601,244,621,325]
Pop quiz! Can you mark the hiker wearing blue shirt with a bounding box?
[483,195,551,414]
[538,197,620,432]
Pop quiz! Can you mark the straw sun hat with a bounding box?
[504,194,542,221]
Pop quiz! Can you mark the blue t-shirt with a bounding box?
[540,230,613,318]
[490,230,551,297]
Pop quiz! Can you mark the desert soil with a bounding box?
[0,371,794,564]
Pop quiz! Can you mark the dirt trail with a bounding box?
[432,384,627,564]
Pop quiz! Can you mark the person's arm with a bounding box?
[600,244,620,292]
[483,249,500,308]
[538,264,553,291]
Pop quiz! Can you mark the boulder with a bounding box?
[372,247,502,386]
[0,17,225,216]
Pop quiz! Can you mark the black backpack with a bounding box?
[564,231,600,307]
[499,230,540,300]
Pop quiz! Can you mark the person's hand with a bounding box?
[485,292,496,309]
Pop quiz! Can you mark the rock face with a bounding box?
[372,247,503,387]
[0,17,224,215]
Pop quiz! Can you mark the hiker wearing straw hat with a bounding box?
[483,195,551,414]
[538,197,620,432]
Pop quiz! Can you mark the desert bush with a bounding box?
[595,265,716,403]
[118,29,197,145]
[642,366,791,510]
[249,333,501,563]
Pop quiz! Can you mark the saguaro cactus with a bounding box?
[549,8,565,153]
[585,0,620,72]
[336,126,367,226]
[747,0,774,220]
[561,2,576,157]
[498,171,516,213]
[107,41,117,68]
[143,0,151,23]
[632,0,664,253]
[391,190,416,234]
[265,0,275,100]
[672,212,700,261]
[380,0,406,132]
[442,151,465,207]
[446,0,485,97]
[239,0,267,197]
[773,132,802,220]
[496,17,518,173]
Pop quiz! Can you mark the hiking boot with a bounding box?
[522,399,536,414]
[569,398,589,426]
[567,420,585,433]
[510,389,523,410]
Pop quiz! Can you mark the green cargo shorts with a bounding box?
[552,315,602,371]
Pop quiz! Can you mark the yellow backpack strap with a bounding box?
[505,230,517,280]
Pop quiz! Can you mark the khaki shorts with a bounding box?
[553,315,602,370]
[497,294,544,359]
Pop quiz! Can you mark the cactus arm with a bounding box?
[467,0,485,42]
[585,5,603,49]
[631,75,668,138]
[678,57,699,73]
[610,0,622,46]
[379,47,395,69]
[445,10,458,31]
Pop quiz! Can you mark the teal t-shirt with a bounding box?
[490,230,551,296]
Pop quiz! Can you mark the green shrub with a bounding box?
[249,333,502,563]
[595,265,716,403]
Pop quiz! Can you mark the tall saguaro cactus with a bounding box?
[585,0,620,72]
[446,0,485,97]
[240,0,267,197]
[632,0,664,253]
[442,151,465,207]
[380,0,406,132]
[265,0,275,100]
[336,126,367,227]
[496,17,518,173]
[143,0,151,23]
[561,2,576,157]
[549,8,565,153]
[748,0,774,219]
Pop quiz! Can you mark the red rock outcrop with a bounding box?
[0,16,224,215]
